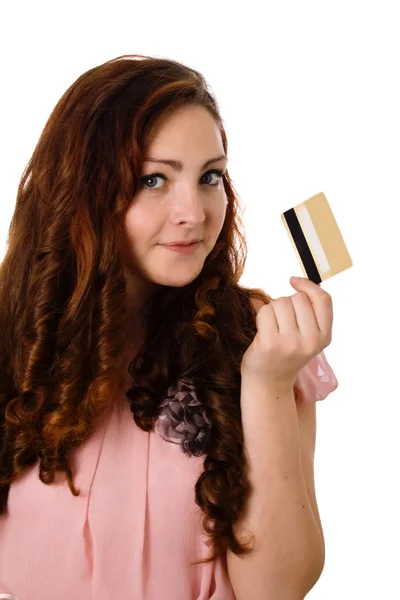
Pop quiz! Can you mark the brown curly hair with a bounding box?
[0,53,274,566]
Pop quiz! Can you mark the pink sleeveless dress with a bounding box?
[0,351,338,600]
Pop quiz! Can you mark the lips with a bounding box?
[161,241,201,254]
[164,241,200,246]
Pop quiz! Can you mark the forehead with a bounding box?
[145,105,223,148]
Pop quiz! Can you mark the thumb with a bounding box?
[290,275,321,289]
[290,276,304,286]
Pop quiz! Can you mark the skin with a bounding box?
[242,276,333,389]
[122,105,228,306]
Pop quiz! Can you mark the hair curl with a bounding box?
[0,53,274,566]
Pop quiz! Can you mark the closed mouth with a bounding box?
[163,241,201,247]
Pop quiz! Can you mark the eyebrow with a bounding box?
[143,154,228,171]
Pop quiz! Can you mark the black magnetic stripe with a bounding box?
[283,208,322,284]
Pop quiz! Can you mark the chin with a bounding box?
[153,269,202,288]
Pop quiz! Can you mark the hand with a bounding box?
[240,277,333,391]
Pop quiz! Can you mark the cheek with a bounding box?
[213,202,227,233]
[124,207,152,242]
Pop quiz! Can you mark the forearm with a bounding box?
[227,376,324,600]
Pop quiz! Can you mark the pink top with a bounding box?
[0,351,338,600]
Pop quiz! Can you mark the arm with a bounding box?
[226,378,325,600]
[295,397,324,542]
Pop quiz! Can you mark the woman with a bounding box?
[0,54,338,599]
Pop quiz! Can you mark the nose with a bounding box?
[169,188,206,225]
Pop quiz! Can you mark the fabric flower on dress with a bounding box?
[155,378,212,457]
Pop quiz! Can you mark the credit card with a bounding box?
[281,192,353,284]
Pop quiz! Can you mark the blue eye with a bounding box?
[140,169,225,190]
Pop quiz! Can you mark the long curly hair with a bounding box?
[0,53,274,566]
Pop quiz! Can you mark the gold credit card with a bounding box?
[281,192,353,284]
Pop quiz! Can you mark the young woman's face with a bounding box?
[122,105,228,307]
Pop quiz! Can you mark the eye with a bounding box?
[140,169,226,190]
[201,169,225,186]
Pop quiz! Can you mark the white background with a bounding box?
[1,1,399,597]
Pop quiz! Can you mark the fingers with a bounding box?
[258,292,331,348]
[290,278,333,339]
[270,296,300,335]
[290,292,321,339]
